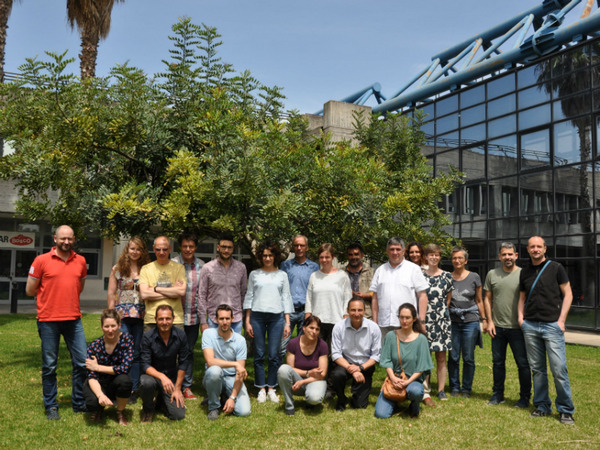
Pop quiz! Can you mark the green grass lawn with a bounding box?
[1,313,598,449]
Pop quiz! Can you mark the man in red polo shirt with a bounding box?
[26,225,88,420]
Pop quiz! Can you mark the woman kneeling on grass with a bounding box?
[277,315,328,415]
[374,303,433,419]
[84,309,134,425]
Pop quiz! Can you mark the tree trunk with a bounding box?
[79,26,99,79]
[0,0,11,82]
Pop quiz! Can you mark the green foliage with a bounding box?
[0,17,461,263]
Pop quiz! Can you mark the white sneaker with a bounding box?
[267,390,279,403]
[257,390,267,403]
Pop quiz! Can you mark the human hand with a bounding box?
[245,322,254,338]
[223,398,235,414]
[352,371,365,383]
[98,394,113,407]
[85,356,99,372]
[161,375,175,394]
[283,325,291,339]
[292,380,305,391]
[171,389,184,408]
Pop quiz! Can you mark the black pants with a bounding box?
[138,374,186,420]
[329,364,375,408]
[83,374,132,412]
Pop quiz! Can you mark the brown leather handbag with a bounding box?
[381,330,408,402]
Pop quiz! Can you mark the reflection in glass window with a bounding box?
[551,46,589,78]
[436,113,459,134]
[519,104,551,130]
[552,69,590,97]
[421,121,434,136]
[461,124,486,143]
[460,104,485,127]
[488,94,516,119]
[463,184,487,216]
[435,149,460,173]
[517,64,541,89]
[460,85,485,108]
[436,95,459,117]
[488,114,516,139]
[462,145,485,179]
[488,136,517,178]
[520,171,553,221]
[552,93,591,121]
[487,73,515,100]
[488,176,518,218]
[420,103,434,121]
[555,164,593,230]
[435,131,459,150]
[520,129,550,170]
[554,119,591,165]
[562,259,595,309]
[488,219,519,239]
[518,85,552,109]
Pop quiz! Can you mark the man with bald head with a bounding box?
[26,225,88,420]
[140,236,187,331]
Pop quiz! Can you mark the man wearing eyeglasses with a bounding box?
[140,236,187,332]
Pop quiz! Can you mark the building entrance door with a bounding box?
[0,249,37,304]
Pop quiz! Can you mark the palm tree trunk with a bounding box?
[79,26,99,79]
[0,0,12,82]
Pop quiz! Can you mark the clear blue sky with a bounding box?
[5,0,555,113]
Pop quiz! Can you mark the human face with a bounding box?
[102,318,120,340]
[319,251,333,271]
[127,241,142,262]
[216,309,233,333]
[303,321,321,341]
[399,308,415,331]
[408,245,422,265]
[347,300,365,325]
[499,247,518,270]
[262,249,275,268]
[156,308,174,333]
[347,248,363,269]
[292,237,308,260]
[527,237,546,263]
[425,252,441,269]
[217,240,234,262]
[54,226,75,253]
[451,251,467,270]
[153,238,171,263]
[180,239,197,264]
[387,244,404,266]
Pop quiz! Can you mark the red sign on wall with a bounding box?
[0,232,35,249]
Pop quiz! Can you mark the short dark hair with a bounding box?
[303,315,322,329]
[499,242,516,253]
[218,232,235,245]
[451,246,469,260]
[101,308,121,326]
[215,304,233,319]
[155,304,174,318]
[178,231,198,246]
[257,241,283,267]
[347,298,366,310]
[347,242,364,254]
[387,237,405,248]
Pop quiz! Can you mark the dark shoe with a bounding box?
[207,409,219,421]
[438,391,448,401]
[201,397,209,406]
[90,410,103,423]
[424,397,436,407]
[335,401,347,412]
[141,410,154,423]
[285,408,295,416]
[182,387,197,400]
[72,407,87,414]
[127,391,138,405]
[324,389,334,401]
[488,395,505,405]
[559,413,574,425]
[530,409,549,418]
[514,398,529,409]
[450,390,460,397]
[116,410,128,426]
[409,411,420,419]
[46,407,60,420]
[461,392,471,398]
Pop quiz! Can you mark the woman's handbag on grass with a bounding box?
[381,331,408,402]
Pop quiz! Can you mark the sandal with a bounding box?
[116,409,128,426]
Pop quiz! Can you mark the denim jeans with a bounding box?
[491,326,531,401]
[277,364,327,412]
[183,324,200,389]
[374,381,424,418]
[448,321,480,393]
[203,366,251,416]
[521,320,575,414]
[279,310,305,360]
[250,311,285,388]
[37,319,87,412]
[208,317,243,334]
[120,317,144,391]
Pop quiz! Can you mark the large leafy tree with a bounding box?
[0,18,460,264]
[66,0,123,79]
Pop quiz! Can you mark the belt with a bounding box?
[294,305,305,312]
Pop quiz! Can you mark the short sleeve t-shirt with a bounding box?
[286,336,329,371]
[483,268,521,329]
[519,260,569,322]
[450,272,482,323]
[139,260,186,324]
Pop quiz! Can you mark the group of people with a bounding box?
[27,226,575,426]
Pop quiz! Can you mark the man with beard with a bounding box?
[199,233,248,334]
[202,304,251,420]
[344,243,375,319]
[483,242,531,408]
[26,225,88,420]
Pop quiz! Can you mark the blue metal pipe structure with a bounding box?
[318,0,600,115]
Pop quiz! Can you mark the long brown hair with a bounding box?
[116,236,150,277]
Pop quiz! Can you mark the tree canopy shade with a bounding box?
[0,18,461,263]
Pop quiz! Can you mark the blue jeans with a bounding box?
[183,324,200,389]
[374,381,424,418]
[279,310,305,360]
[37,319,87,412]
[120,317,144,391]
[521,320,574,414]
[448,321,480,393]
[491,326,531,401]
[208,317,243,334]
[250,311,285,388]
[203,366,251,416]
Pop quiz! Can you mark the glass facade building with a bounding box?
[409,38,600,331]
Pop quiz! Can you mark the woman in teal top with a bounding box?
[374,303,433,419]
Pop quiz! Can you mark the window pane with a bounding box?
[566,308,595,328]
[518,64,543,89]
[462,183,487,218]
[518,85,552,109]
[420,103,434,121]
[488,94,516,119]
[554,119,592,165]
[436,94,459,117]
[460,104,485,127]
[487,73,515,100]
[461,84,485,108]
[555,163,593,232]
[488,136,518,178]
[488,219,519,239]
[488,114,516,139]
[556,237,595,258]
[435,131,459,150]
[562,259,595,308]
[462,145,485,179]
[436,113,459,134]
[520,170,553,219]
[552,69,590,97]
[488,176,518,218]
[421,121,434,136]
[520,129,550,170]
[435,149,460,173]
[461,123,486,143]
[519,104,551,130]
[552,93,591,121]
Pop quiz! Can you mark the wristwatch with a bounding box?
[154,286,158,293]
[230,395,237,402]
[359,364,365,372]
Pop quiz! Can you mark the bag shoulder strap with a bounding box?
[394,330,403,370]
[525,260,552,307]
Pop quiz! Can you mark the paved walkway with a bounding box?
[2,300,599,347]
